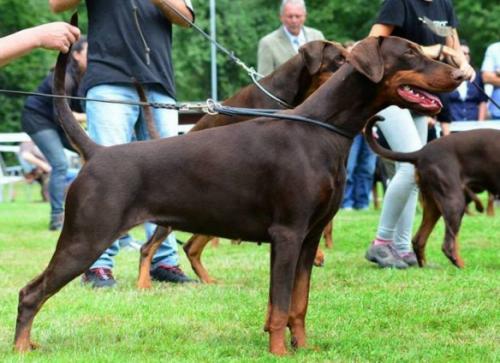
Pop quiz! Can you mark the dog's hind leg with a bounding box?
[14,227,119,352]
[440,198,466,268]
[137,226,172,289]
[288,228,322,350]
[322,220,333,249]
[486,192,495,216]
[412,194,441,267]
[183,234,217,284]
[266,225,304,356]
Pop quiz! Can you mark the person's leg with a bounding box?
[84,84,140,286]
[366,106,425,268]
[392,115,427,260]
[342,134,362,209]
[136,85,194,282]
[30,128,68,230]
[353,137,377,210]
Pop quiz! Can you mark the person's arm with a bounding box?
[151,0,194,28]
[444,29,475,80]
[482,71,500,87]
[0,22,80,67]
[49,0,81,13]
[20,151,52,173]
[368,24,394,37]
[478,102,488,121]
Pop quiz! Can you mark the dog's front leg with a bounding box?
[288,229,322,350]
[138,226,172,289]
[266,225,303,356]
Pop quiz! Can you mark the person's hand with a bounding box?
[32,22,81,53]
[421,44,475,81]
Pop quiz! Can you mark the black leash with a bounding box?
[0,88,181,109]
[0,88,353,137]
[470,81,500,110]
[158,1,293,108]
[207,100,356,139]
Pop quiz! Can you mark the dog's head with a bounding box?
[347,36,464,115]
[299,40,347,96]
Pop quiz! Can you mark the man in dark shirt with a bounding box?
[50,0,196,287]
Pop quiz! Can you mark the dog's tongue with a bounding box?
[398,86,443,110]
[418,89,443,108]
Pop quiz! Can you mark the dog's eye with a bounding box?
[405,49,416,57]
[335,55,345,64]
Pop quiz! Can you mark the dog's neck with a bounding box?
[293,64,384,136]
[260,54,317,107]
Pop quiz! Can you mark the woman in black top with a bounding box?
[21,36,87,231]
[364,0,474,269]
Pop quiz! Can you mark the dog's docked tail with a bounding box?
[53,13,101,162]
[363,115,420,164]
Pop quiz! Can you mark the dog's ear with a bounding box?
[347,36,384,83]
[299,40,326,75]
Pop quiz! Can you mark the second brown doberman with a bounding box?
[181,40,346,282]
[15,36,463,355]
[365,117,500,268]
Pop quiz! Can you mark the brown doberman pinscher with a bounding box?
[15,36,463,355]
[169,40,346,283]
[365,117,499,268]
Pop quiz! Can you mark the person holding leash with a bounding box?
[365,0,474,269]
[49,0,196,287]
[0,21,80,67]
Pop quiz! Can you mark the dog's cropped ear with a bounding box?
[299,40,326,75]
[347,36,384,83]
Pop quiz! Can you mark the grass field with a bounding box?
[0,187,498,362]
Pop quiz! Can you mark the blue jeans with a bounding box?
[30,128,71,217]
[86,83,179,269]
[342,134,377,209]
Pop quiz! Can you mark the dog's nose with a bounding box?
[451,69,465,82]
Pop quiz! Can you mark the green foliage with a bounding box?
[0,0,498,132]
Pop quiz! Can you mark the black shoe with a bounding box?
[49,213,64,231]
[82,268,116,288]
[150,265,197,283]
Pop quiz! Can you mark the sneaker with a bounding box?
[399,251,418,266]
[365,243,409,269]
[150,265,197,283]
[49,213,64,231]
[82,268,116,288]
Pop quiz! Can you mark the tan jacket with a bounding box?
[257,26,325,76]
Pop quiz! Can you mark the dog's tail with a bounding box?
[364,115,420,164]
[53,13,101,162]
[133,80,160,140]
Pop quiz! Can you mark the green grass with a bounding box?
[0,186,498,362]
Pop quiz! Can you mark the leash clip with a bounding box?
[205,99,220,115]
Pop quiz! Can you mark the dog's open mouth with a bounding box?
[397,85,442,113]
